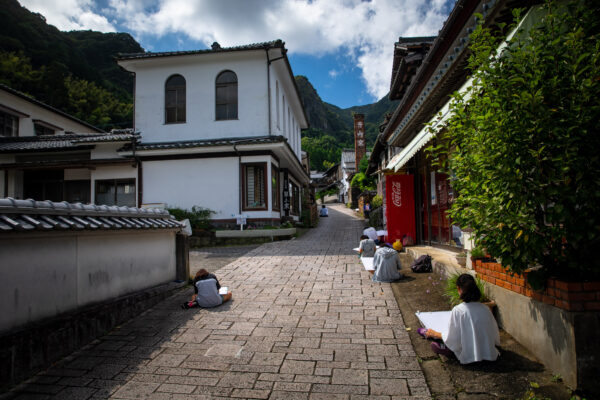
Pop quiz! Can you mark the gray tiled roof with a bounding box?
[116,40,284,61]
[0,133,139,153]
[0,198,181,232]
[127,135,286,152]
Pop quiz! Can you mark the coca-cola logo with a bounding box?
[392,181,402,207]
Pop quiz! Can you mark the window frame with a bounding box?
[94,178,136,207]
[165,74,186,124]
[241,163,268,211]
[215,70,238,121]
[0,109,19,137]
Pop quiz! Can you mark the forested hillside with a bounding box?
[0,0,142,129]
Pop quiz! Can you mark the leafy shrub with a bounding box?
[444,273,489,307]
[371,195,383,209]
[470,246,486,259]
[167,206,214,230]
[427,1,600,281]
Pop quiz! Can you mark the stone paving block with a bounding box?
[112,381,161,398]
[53,386,97,399]
[147,353,187,368]
[279,360,315,375]
[156,382,196,393]
[217,371,258,388]
[370,378,409,396]
[312,383,369,395]
[331,368,368,385]
[269,390,310,399]
[293,375,330,384]
[250,352,286,365]
[309,394,349,400]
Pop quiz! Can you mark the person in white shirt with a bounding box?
[358,234,377,258]
[319,204,329,217]
[419,274,500,363]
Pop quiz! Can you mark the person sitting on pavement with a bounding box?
[319,204,329,217]
[372,246,403,282]
[418,274,500,363]
[363,202,371,219]
[358,234,376,258]
[182,269,232,309]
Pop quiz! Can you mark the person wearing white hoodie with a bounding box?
[372,246,403,282]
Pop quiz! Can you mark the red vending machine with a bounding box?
[384,174,416,245]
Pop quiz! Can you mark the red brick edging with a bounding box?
[473,259,600,312]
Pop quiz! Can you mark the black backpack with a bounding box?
[410,255,432,273]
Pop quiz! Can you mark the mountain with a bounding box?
[0,0,143,128]
[295,75,399,170]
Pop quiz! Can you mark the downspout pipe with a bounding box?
[233,142,242,215]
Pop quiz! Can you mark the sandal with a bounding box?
[431,341,454,357]
[417,328,428,338]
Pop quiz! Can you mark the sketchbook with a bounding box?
[219,287,228,295]
[415,311,451,338]
[361,257,375,271]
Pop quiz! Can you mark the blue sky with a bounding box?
[19,0,455,108]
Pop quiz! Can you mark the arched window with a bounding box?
[165,74,186,123]
[216,70,238,120]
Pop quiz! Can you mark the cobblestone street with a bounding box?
[6,204,429,399]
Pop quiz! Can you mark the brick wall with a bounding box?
[473,259,600,312]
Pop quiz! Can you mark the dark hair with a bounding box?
[322,204,326,208]
[195,269,209,279]
[360,235,368,240]
[456,274,481,303]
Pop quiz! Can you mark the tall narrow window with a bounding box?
[216,70,238,120]
[165,74,186,123]
[282,96,286,133]
[243,164,267,210]
[276,81,280,129]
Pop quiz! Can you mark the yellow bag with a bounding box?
[393,239,403,252]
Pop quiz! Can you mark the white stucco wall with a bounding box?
[0,230,176,333]
[130,52,269,143]
[142,156,283,220]
[0,89,101,136]
[142,158,239,218]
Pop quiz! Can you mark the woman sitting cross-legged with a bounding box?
[182,269,232,309]
[419,274,500,363]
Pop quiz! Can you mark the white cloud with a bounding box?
[19,0,116,32]
[328,69,339,79]
[19,0,452,99]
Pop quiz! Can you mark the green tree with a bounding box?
[428,0,600,284]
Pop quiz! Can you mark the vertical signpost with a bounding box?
[282,169,290,217]
[385,174,416,245]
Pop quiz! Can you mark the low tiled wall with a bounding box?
[474,259,600,312]
[474,258,599,393]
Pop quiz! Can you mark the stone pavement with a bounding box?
[4,204,430,399]
[189,245,261,276]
